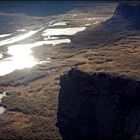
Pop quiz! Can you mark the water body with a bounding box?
[0,30,39,46]
[0,18,88,76]
[0,34,11,38]
[17,29,26,32]
[49,22,69,27]
[0,53,3,59]
[44,36,60,40]
[0,91,6,114]
[42,27,87,36]
[0,38,71,76]
[0,2,108,76]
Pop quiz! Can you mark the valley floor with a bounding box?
[0,3,140,139]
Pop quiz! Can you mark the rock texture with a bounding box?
[110,2,140,29]
[57,68,140,140]
[114,3,140,19]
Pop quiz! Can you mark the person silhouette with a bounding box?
[75,64,78,69]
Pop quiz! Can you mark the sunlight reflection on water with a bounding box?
[0,38,71,76]
[49,21,69,27]
[0,34,11,38]
[0,107,5,114]
[42,27,86,36]
[0,91,6,114]
[0,31,38,46]
[0,23,87,76]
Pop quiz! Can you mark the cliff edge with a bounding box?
[57,68,140,140]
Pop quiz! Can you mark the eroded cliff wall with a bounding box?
[57,68,140,140]
[113,2,140,29]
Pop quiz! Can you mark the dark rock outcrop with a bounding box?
[57,68,140,140]
[106,2,140,29]
[114,3,140,19]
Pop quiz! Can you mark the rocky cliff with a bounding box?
[57,68,140,140]
[107,2,140,29]
[114,3,140,19]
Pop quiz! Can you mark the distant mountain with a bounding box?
[114,2,140,19]
[0,1,98,17]
[70,2,140,49]
[107,2,140,29]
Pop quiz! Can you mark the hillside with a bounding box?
[0,2,139,140]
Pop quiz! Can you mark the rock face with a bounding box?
[113,2,140,28]
[57,68,140,140]
[114,3,140,19]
